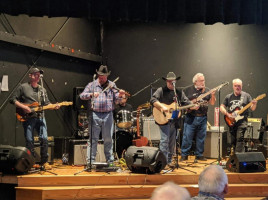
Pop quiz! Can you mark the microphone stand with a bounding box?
[75,74,96,175]
[36,75,57,175]
[131,78,160,98]
[164,82,196,174]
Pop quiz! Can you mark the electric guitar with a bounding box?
[224,93,266,127]
[16,101,73,122]
[153,102,196,125]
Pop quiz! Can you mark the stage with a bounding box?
[1,156,268,200]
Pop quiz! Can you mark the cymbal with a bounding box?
[138,102,151,109]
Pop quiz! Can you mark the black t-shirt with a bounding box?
[222,91,252,118]
[183,85,211,115]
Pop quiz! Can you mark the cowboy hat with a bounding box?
[96,65,111,76]
[162,72,181,81]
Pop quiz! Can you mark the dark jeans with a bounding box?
[228,120,247,153]
[22,117,48,164]
[181,114,207,157]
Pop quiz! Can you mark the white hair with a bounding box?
[198,165,228,195]
[193,73,204,83]
[151,181,190,200]
[232,78,242,84]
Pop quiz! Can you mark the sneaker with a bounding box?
[41,162,52,170]
[179,156,188,162]
[195,156,207,161]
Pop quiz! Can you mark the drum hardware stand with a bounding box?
[74,74,96,175]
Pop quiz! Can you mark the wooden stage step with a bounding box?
[16,183,268,200]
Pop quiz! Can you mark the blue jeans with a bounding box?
[158,122,177,164]
[181,114,207,157]
[87,111,114,163]
[22,117,48,164]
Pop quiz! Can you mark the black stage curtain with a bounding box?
[1,0,268,25]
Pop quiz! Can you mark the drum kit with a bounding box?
[114,102,151,158]
[115,102,151,133]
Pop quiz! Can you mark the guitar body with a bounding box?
[224,109,245,127]
[16,102,39,122]
[153,102,182,125]
[16,101,73,122]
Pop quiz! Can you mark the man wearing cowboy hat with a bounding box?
[180,73,216,162]
[80,65,125,165]
[150,72,193,168]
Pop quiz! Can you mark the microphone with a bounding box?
[172,80,176,86]
[40,74,43,78]
[93,74,96,80]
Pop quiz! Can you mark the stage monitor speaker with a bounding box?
[73,87,88,111]
[143,116,161,141]
[244,118,263,139]
[125,146,166,174]
[0,145,34,174]
[226,152,266,173]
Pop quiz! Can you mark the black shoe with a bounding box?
[195,156,207,161]
[179,156,188,162]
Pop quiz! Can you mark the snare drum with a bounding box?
[116,110,132,129]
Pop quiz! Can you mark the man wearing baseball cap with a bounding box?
[10,67,60,170]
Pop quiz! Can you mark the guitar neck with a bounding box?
[33,104,56,112]
[237,102,252,115]
[178,104,195,110]
[196,82,228,101]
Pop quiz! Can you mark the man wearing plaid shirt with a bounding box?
[80,65,125,165]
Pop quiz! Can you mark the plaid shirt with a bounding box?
[80,79,121,112]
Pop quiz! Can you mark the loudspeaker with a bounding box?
[244,118,263,139]
[142,116,161,141]
[68,140,105,165]
[125,146,167,174]
[262,131,268,145]
[73,87,88,111]
[204,131,227,158]
[226,152,266,173]
[0,145,34,174]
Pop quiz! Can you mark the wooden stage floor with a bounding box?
[1,156,268,200]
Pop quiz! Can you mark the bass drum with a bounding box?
[116,110,132,129]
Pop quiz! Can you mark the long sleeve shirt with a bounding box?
[80,79,121,113]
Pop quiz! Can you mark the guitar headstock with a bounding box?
[256,93,266,100]
[60,102,73,106]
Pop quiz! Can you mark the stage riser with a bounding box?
[17,174,268,187]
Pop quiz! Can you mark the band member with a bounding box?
[113,94,133,158]
[180,73,216,162]
[80,65,125,165]
[9,68,60,170]
[150,72,192,167]
[220,78,257,153]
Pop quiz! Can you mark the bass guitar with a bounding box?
[16,101,73,122]
[224,93,266,127]
[153,102,196,125]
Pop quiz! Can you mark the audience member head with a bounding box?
[151,181,190,200]
[198,165,228,199]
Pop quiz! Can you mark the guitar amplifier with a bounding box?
[68,139,105,165]
[142,116,161,141]
[244,118,263,139]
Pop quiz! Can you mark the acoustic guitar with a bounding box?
[153,102,196,125]
[132,106,148,147]
[224,93,266,127]
[16,101,73,122]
